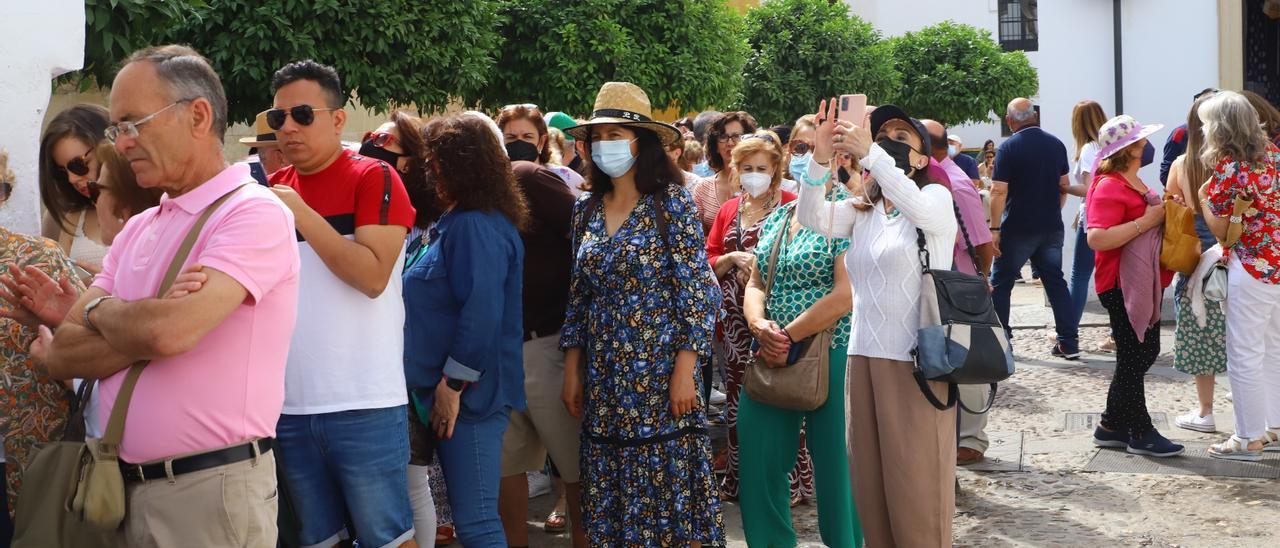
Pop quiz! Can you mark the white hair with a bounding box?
[1199,91,1270,166]
[461,110,508,158]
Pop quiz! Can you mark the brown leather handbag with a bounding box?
[744,205,833,411]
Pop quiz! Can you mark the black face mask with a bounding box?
[837,167,851,184]
[359,143,403,167]
[505,140,541,163]
[877,138,919,175]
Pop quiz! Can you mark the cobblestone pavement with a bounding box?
[514,285,1278,547]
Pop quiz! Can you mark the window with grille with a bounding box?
[998,0,1039,52]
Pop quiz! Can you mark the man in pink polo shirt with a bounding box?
[923,119,998,467]
[45,45,299,547]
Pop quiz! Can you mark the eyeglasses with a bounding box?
[501,103,539,112]
[789,142,812,155]
[363,131,399,148]
[105,99,192,144]
[265,105,337,131]
[87,180,102,204]
[58,150,94,179]
[721,133,744,145]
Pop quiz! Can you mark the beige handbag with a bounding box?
[743,205,833,411]
[13,186,243,543]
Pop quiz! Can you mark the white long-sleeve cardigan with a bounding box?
[797,144,958,362]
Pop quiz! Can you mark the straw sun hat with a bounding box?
[564,82,682,146]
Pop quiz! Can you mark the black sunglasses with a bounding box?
[265,105,337,130]
[59,150,93,179]
[0,182,11,201]
[789,142,812,155]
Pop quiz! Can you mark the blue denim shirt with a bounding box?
[403,208,527,419]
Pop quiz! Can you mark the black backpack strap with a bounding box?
[376,161,393,225]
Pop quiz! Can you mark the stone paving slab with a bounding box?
[961,431,1024,472]
[1063,412,1169,432]
[1084,442,1280,479]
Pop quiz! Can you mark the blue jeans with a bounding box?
[435,405,511,548]
[277,406,414,548]
[1068,222,1096,326]
[991,229,1079,344]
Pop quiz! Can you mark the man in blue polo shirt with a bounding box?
[988,98,1080,358]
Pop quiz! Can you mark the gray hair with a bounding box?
[1008,102,1036,123]
[124,45,229,143]
[1199,91,1270,166]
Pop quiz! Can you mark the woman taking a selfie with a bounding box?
[797,100,957,547]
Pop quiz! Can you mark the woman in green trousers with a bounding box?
[740,167,862,547]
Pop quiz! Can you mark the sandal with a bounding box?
[1208,435,1265,462]
[544,510,568,533]
[436,525,455,546]
[1264,429,1280,452]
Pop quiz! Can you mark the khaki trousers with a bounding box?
[122,446,278,548]
[846,356,956,548]
[957,383,991,453]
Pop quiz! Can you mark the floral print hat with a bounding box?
[1091,114,1164,174]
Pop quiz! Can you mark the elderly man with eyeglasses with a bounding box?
[45,44,300,547]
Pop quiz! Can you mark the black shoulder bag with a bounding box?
[910,202,1014,412]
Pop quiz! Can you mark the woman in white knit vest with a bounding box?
[796,100,958,548]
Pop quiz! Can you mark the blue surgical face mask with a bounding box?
[591,139,638,178]
[947,144,959,158]
[788,153,811,182]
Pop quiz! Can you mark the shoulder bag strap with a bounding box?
[101,184,247,449]
[376,161,393,225]
[952,202,980,275]
[761,205,797,302]
[915,228,932,274]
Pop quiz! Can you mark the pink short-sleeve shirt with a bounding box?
[93,164,300,463]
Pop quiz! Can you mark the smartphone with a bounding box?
[837,94,867,125]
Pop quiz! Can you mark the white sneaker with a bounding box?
[710,389,727,405]
[1175,411,1217,433]
[527,471,551,498]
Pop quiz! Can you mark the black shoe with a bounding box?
[1051,341,1080,360]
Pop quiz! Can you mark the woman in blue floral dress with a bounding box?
[561,83,724,546]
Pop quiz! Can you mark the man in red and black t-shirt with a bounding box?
[266,60,420,548]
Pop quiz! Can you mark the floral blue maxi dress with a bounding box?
[560,185,725,546]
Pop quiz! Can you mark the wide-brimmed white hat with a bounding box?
[565,82,682,146]
[1093,115,1163,171]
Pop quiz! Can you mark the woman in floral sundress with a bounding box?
[561,82,724,546]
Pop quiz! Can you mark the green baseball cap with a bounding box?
[545,111,578,141]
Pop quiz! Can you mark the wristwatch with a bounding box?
[444,376,469,392]
[82,295,115,333]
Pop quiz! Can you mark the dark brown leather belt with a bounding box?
[120,438,272,483]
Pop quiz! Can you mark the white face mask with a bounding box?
[739,172,772,198]
[947,144,959,158]
[591,139,638,177]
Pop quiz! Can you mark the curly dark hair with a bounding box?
[40,104,108,233]
[706,111,759,172]
[584,125,683,196]
[271,59,343,108]
[423,114,529,231]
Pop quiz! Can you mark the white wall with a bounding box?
[0,0,84,235]
[845,0,1220,282]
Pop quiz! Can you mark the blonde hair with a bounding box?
[730,130,784,192]
[1071,100,1107,161]
[1180,94,1214,214]
[546,127,566,166]
[0,147,14,189]
[680,139,703,172]
[1199,91,1271,166]
[792,114,818,135]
